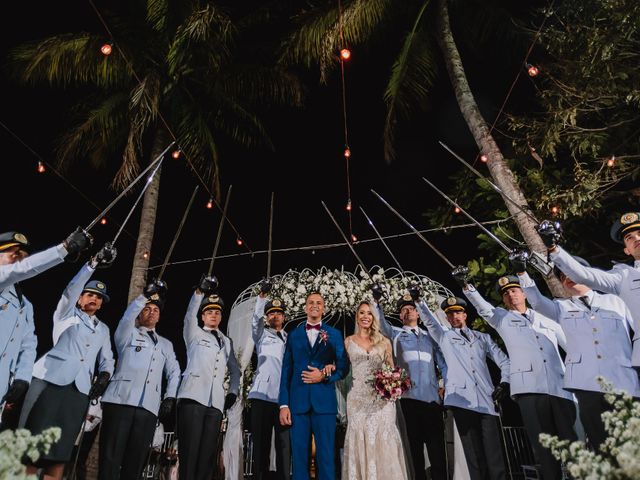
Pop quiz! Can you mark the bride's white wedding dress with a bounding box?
[342,340,409,480]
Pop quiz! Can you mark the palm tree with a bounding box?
[11,0,303,301]
[282,0,564,295]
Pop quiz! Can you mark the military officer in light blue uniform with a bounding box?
[21,244,115,480]
[99,278,181,480]
[415,291,510,480]
[249,279,290,480]
[538,213,640,366]
[456,267,577,480]
[177,277,241,480]
[0,229,91,417]
[519,257,640,450]
[374,288,448,480]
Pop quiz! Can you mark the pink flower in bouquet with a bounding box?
[368,364,413,402]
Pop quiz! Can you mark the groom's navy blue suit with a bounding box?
[279,323,349,480]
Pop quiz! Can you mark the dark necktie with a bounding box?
[148,330,158,345]
[276,331,284,342]
[522,312,530,321]
[412,328,419,337]
[211,329,222,348]
[579,296,591,310]
[459,329,470,342]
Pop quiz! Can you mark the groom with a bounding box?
[279,292,349,480]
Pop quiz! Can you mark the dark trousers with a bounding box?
[451,407,506,480]
[574,390,610,450]
[515,394,577,480]
[98,403,158,480]
[177,399,223,480]
[400,398,447,480]
[250,399,291,480]
[70,425,100,480]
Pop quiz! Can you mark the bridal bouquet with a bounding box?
[369,364,412,402]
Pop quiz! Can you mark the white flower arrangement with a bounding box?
[249,266,446,317]
[0,427,60,479]
[540,377,640,479]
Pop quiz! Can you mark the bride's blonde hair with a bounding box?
[354,301,385,348]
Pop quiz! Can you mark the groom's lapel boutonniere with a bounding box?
[319,329,329,345]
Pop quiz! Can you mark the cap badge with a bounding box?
[96,282,105,289]
[13,233,28,244]
[402,293,412,301]
[272,299,281,307]
[447,297,456,306]
[621,212,639,225]
[498,277,509,287]
[208,295,219,303]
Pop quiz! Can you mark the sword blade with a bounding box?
[438,141,539,224]
[321,201,372,280]
[85,141,175,231]
[370,189,456,268]
[158,185,200,280]
[266,192,275,278]
[359,206,404,272]
[208,185,232,275]
[421,177,512,252]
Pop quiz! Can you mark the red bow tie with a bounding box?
[306,323,321,331]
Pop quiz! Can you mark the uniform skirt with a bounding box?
[19,378,89,466]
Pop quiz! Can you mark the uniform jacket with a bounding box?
[248,296,287,403]
[0,286,36,400]
[464,286,572,400]
[417,301,510,416]
[278,321,349,415]
[551,246,640,366]
[520,272,640,396]
[0,244,66,399]
[376,303,446,404]
[102,295,181,415]
[177,292,240,411]
[32,263,115,395]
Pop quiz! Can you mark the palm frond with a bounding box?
[10,33,129,88]
[216,66,304,107]
[383,2,438,162]
[146,0,169,32]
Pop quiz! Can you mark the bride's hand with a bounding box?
[322,364,336,378]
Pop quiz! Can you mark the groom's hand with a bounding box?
[279,407,292,426]
[301,366,325,384]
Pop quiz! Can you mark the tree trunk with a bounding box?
[435,0,565,297]
[127,128,169,302]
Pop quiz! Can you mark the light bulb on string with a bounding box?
[100,218,107,225]
[142,251,149,259]
[100,42,113,56]
[236,238,243,246]
[37,161,45,173]
[551,206,559,215]
[206,198,213,209]
[607,155,615,167]
[171,149,181,159]
[525,62,539,77]
[340,48,351,60]
[343,148,351,158]
[480,154,488,163]
[351,234,357,242]
[454,205,461,214]
[346,199,352,211]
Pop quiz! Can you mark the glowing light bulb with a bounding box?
[100,43,113,56]
[480,154,488,163]
[551,206,559,214]
[351,234,357,242]
[143,252,149,259]
[236,238,243,246]
[37,161,45,173]
[171,149,181,159]
[344,148,351,158]
[100,218,107,225]
[206,198,213,209]
[346,200,352,211]
[454,207,461,214]
[340,48,351,60]
[526,63,539,77]
[607,155,615,167]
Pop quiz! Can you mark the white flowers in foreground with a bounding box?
[540,377,640,479]
[0,427,60,479]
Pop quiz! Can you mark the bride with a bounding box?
[340,301,410,479]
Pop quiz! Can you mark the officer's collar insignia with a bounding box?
[621,212,639,225]
[272,299,281,307]
[447,297,457,306]
[14,233,27,244]
[402,293,412,301]
[96,282,105,289]
[498,277,509,287]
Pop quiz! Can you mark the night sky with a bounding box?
[1,0,538,367]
